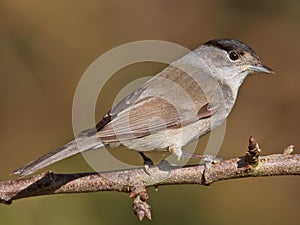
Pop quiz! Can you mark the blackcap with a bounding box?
[13,38,274,176]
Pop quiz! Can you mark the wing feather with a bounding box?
[98,97,214,142]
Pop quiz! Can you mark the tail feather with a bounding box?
[13,136,103,176]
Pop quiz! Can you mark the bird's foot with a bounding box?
[181,152,222,164]
[139,152,154,166]
[138,152,155,175]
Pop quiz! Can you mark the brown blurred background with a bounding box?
[0,0,299,224]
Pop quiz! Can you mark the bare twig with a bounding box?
[1,139,299,221]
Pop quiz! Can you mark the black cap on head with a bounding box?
[204,38,259,60]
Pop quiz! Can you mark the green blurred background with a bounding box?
[1,0,299,224]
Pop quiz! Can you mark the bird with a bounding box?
[13,38,274,176]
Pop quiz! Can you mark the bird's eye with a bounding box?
[229,51,240,61]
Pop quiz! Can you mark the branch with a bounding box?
[1,137,299,221]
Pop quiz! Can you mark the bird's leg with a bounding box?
[138,152,154,166]
[168,145,183,160]
[138,152,155,176]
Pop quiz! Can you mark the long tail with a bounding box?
[13,136,103,176]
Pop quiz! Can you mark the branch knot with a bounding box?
[245,136,261,169]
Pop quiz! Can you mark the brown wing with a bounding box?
[98,96,214,142]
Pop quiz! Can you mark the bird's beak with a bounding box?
[249,64,275,74]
